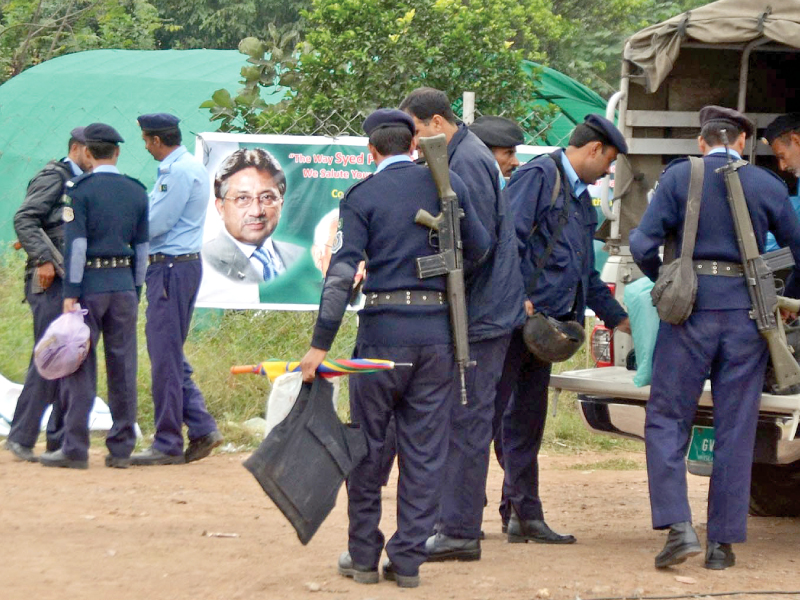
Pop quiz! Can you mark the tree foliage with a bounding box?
[0,0,161,82]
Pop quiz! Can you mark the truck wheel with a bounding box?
[749,462,800,517]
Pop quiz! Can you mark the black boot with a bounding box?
[704,541,735,570]
[654,521,701,568]
[507,509,576,544]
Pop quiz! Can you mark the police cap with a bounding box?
[84,123,125,144]
[699,105,755,139]
[763,113,800,145]
[469,116,525,148]
[362,109,415,137]
[582,114,628,154]
[69,127,87,144]
[137,113,181,132]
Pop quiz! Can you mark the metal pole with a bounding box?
[462,91,475,125]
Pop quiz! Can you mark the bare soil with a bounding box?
[2,447,800,600]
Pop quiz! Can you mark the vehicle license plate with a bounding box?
[687,426,715,463]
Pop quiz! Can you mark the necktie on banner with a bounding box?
[253,246,280,281]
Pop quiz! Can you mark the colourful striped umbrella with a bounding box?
[230,358,411,382]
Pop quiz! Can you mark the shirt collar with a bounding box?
[707,147,742,160]
[223,227,277,259]
[559,150,588,197]
[64,158,83,177]
[376,154,413,173]
[92,165,120,175]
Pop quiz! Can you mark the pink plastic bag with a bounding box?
[34,306,91,380]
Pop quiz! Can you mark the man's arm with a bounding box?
[62,188,88,308]
[148,167,193,239]
[133,196,150,299]
[506,166,547,257]
[14,168,67,274]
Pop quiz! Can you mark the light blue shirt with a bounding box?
[559,151,588,198]
[376,154,413,173]
[148,146,210,255]
[64,158,83,177]
[91,165,120,175]
[707,147,742,160]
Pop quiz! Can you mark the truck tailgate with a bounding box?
[550,366,800,416]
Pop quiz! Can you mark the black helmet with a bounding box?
[522,313,585,363]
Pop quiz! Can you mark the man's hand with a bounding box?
[299,347,328,382]
[615,317,632,334]
[63,297,79,313]
[524,300,534,317]
[36,262,56,290]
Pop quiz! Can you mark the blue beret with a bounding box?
[84,123,124,144]
[137,113,180,131]
[583,114,628,154]
[699,105,754,139]
[363,108,415,136]
[470,116,524,148]
[763,113,800,145]
[69,126,86,144]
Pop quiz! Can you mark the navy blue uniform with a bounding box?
[436,125,525,540]
[630,150,800,543]
[499,150,627,522]
[61,167,149,462]
[311,158,489,578]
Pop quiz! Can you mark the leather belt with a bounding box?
[693,260,744,277]
[149,252,200,265]
[364,290,446,307]
[85,256,132,269]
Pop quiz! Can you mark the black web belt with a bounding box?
[85,256,132,269]
[149,252,200,265]
[364,290,446,307]
[692,260,744,277]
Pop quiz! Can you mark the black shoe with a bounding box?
[507,510,576,544]
[425,533,481,562]
[104,454,131,469]
[39,449,88,470]
[382,559,420,588]
[705,541,735,570]
[130,447,185,466]
[185,430,223,463]
[654,522,702,568]
[337,551,378,584]
[5,440,37,463]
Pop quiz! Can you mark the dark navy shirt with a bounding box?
[448,124,526,341]
[311,160,491,350]
[507,149,627,328]
[630,152,800,309]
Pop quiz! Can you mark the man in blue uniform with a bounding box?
[39,123,149,470]
[630,106,800,570]
[299,108,490,588]
[470,115,526,182]
[130,113,223,467]
[764,113,800,177]
[500,114,630,543]
[6,127,90,462]
[399,87,525,561]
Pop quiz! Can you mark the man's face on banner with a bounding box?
[216,167,284,246]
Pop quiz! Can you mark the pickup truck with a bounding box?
[547,0,800,518]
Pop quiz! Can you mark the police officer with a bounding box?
[630,106,800,570]
[399,88,526,561]
[39,123,149,469]
[499,114,630,543]
[130,113,223,466]
[5,127,91,462]
[470,115,526,182]
[764,113,800,177]
[299,108,490,588]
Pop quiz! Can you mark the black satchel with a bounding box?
[243,377,367,545]
[650,156,704,325]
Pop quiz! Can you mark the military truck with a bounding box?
[548,0,800,517]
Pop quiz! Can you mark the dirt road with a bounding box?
[2,448,800,600]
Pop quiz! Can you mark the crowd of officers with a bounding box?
[6,115,223,470]
[6,87,800,588]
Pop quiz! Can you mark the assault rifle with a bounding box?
[415,134,473,405]
[717,130,800,391]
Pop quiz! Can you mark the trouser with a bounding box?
[646,309,767,543]
[438,334,512,539]
[8,274,64,450]
[60,291,139,461]
[497,328,552,522]
[347,342,455,577]
[146,260,217,456]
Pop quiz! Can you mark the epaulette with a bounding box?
[124,175,147,190]
[753,164,789,190]
[661,157,690,176]
[343,173,374,200]
[65,172,92,189]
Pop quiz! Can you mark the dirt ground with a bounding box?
[2,447,800,600]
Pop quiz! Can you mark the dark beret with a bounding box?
[83,123,125,144]
[69,126,86,144]
[363,108,415,137]
[583,114,628,154]
[470,116,525,148]
[763,113,800,145]
[137,113,181,132]
[699,105,755,139]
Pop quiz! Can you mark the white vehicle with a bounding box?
[549,0,800,517]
